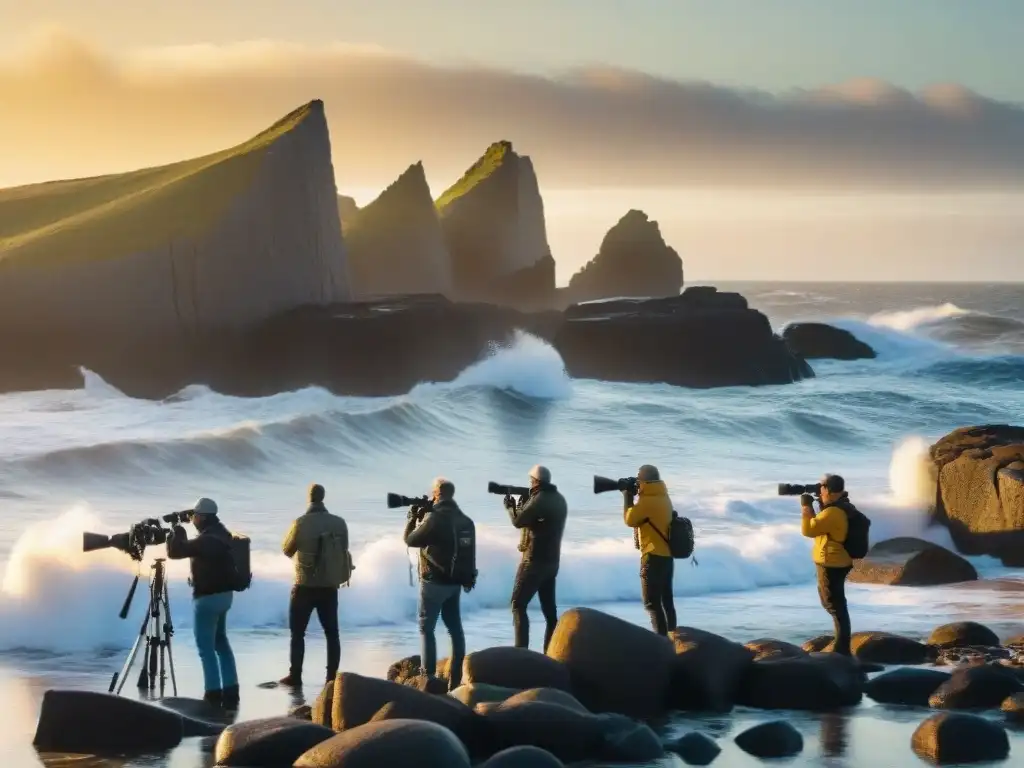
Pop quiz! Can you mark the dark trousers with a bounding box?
[511,560,559,652]
[817,565,853,656]
[640,554,676,636]
[289,585,340,683]
[418,581,465,690]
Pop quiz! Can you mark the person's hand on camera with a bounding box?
[800,493,815,509]
[622,487,635,503]
[503,494,515,511]
[407,506,420,523]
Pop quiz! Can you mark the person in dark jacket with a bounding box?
[166,497,239,709]
[506,464,567,651]
[403,477,476,691]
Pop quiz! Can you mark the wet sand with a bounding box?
[4,585,1024,767]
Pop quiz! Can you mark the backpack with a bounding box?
[646,511,696,561]
[228,533,252,592]
[315,531,355,588]
[842,506,871,560]
[449,515,477,591]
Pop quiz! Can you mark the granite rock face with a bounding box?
[566,210,683,304]
[344,162,453,299]
[927,425,1024,566]
[436,141,555,304]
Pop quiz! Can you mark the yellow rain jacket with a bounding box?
[624,480,673,557]
[801,502,853,568]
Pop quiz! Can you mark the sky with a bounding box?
[1,1,1022,281]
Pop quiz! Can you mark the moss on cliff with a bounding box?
[0,101,320,268]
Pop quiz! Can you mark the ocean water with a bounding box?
[2,281,1023,765]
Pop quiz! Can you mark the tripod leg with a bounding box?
[162,582,178,697]
[113,605,150,694]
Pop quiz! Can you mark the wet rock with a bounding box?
[664,731,722,765]
[596,714,665,762]
[734,720,804,759]
[928,622,1001,648]
[313,680,335,729]
[479,745,565,768]
[738,654,863,711]
[546,607,676,718]
[802,631,932,665]
[294,718,471,768]
[927,425,1024,567]
[499,687,589,714]
[1006,633,1024,647]
[929,663,1024,710]
[215,717,335,767]
[937,645,1012,668]
[865,668,953,707]
[401,674,450,696]
[463,647,572,692]
[849,537,978,586]
[911,712,1010,765]
[670,626,756,712]
[782,322,876,360]
[449,683,520,709]
[387,654,450,685]
[480,700,605,763]
[1001,692,1024,722]
[33,689,184,753]
[331,672,476,743]
[157,696,232,734]
[802,635,834,652]
[290,704,314,721]
[744,638,808,661]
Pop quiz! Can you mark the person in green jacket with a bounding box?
[279,483,352,687]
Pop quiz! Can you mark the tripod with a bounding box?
[109,558,178,697]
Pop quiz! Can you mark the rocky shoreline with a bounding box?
[32,608,1021,766]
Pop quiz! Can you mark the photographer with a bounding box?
[166,497,239,709]
[505,465,567,652]
[800,474,856,656]
[403,477,476,691]
[622,465,677,636]
[279,483,351,688]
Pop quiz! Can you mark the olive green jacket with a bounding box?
[282,502,351,587]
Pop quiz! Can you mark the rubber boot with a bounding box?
[222,684,240,710]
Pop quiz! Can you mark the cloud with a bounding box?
[2,28,1024,190]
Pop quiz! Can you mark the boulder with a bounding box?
[664,731,722,766]
[331,673,476,743]
[463,647,572,692]
[849,537,978,586]
[802,631,932,665]
[215,717,335,767]
[293,719,471,768]
[387,654,451,684]
[545,607,676,718]
[1001,692,1024,722]
[401,674,450,696]
[156,696,232,733]
[290,704,314,721]
[479,745,565,768]
[1006,633,1024,647]
[669,626,756,712]
[565,210,684,303]
[480,700,606,763]
[313,680,336,729]
[33,689,184,753]
[499,687,589,714]
[911,713,1010,765]
[436,141,555,304]
[927,622,1001,648]
[596,714,665,762]
[449,683,521,709]
[737,654,863,711]
[927,425,1024,566]
[343,162,453,299]
[782,322,876,360]
[554,289,813,389]
[744,638,808,661]
[734,720,804,759]
[928,663,1024,709]
[865,668,953,706]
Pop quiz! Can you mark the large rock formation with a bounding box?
[0,100,349,339]
[565,210,683,304]
[343,162,453,299]
[554,287,813,388]
[782,322,876,361]
[435,141,555,306]
[927,425,1024,566]
[337,195,359,225]
[848,537,978,586]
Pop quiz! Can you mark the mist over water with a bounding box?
[0,283,1023,657]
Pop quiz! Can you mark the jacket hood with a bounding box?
[306,501,328,514]
[639,480,668,496]
[432,498,461,514]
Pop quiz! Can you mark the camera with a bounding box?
[488,481,531,497]
[778,483,821,496]
[593,475,639,496]
[83,519,170,562]
[387,493,433,521]
[161,510,194,525]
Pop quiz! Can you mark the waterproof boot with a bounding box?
[222,685,240,710]
[278,674,302,688]
[203,689,223,707]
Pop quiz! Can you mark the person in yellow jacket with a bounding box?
[800,474,855,656]
[623,464,676,636]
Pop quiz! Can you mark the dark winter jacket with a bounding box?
[508,484,568,567]
[167,519,235,597]
[404,499,475,586]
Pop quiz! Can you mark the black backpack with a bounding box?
[842,506,871,560]
[646,511,696,561]
[228,533,252,592]
[449,515,478,591]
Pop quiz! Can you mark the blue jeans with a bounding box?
[418,581,464,689]
[193,592,238,692]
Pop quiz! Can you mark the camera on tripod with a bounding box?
[82,518,170,562]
